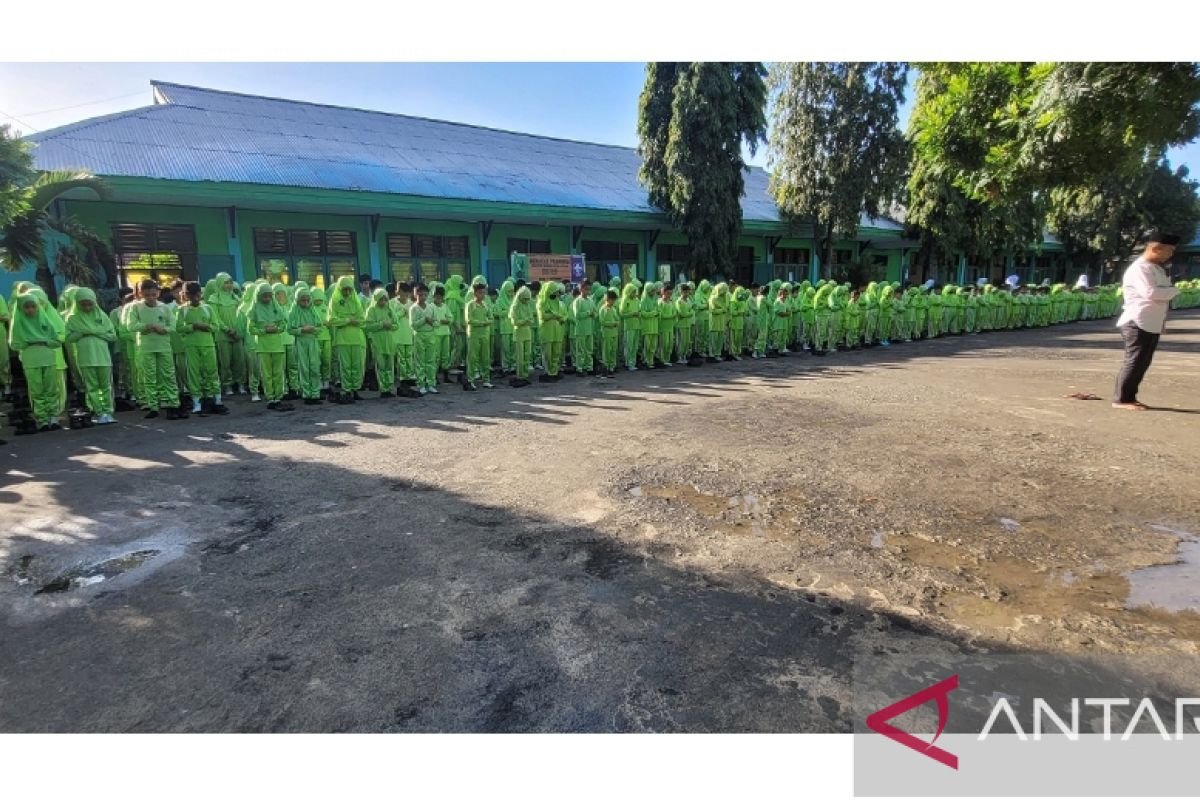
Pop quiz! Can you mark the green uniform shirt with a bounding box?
[126,301,175,354]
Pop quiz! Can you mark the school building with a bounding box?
[8,81,1194,297]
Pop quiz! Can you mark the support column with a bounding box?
[479,221,490,277]
[809,248,820,285]
[764,236,775,283]
[644,230,657,283]
[226,207,244,284]
[957,254,967,286]
[367,214,381,281]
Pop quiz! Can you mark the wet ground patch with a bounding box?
[33,549,162,594]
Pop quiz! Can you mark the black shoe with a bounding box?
[463,382,477,391]
[304,398,322,405]
[379,391,394,398]
[211,403,230,415]
[165,408,182,420]
[705,356,719,363]
[275,402,295,412]
[267,401,278,410]
[352,391,363,401]
[144,409,160,419]
[538,374,553,383]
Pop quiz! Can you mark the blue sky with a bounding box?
[1,62,1196,174]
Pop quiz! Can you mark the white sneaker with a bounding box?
[733,355,742,361]
[781,348,791,354]
[483,381,494,388]
[418,387,427,395]
[627,366,637,371]
[97,413,115,425]
[676,359,686,365]
[192,400,202,413]
[238,386,247,395]
[250,394,261,402]
[428,387,439,394]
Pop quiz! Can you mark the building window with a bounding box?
[656,244,690,264]
[253,228,359,289]
[775,247,810,267]
[388,233,470,284]
[834,248,853,265]
[506,237,550,255]
[870,254,889,267]
[582,240,638,282]
[111,223,198,288]
[734,246,755,284]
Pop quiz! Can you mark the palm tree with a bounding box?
[1,168,116,304]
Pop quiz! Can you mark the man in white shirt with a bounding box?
[1112,230,1180,410]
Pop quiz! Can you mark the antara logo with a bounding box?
[866,674,959,770]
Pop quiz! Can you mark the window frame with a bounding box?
[111,223,199,288]
[252,227,361,288]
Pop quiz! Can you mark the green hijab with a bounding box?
[11,294,60,347]
[250,282,287,327]
[329,275,365,321]
[64,287,111,336]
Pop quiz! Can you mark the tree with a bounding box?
[767,62,909,277]
[0,124,34,230]
[637,62,767,278]
[1048,159,1200,276]
[1,168,116,303]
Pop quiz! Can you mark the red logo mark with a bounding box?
[866,674,959,770]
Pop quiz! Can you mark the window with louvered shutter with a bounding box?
[254,228,288,253]
[153,224,196,253]
[112,223,153,252]
[444,236,469,259]
[387,234,414,258]
[414,235,441,258]
[290,230,323,255]
[325,230,355,255]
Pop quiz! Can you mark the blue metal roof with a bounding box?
[29,81,903,231]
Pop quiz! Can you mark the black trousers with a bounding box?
[1113,322,1160,404]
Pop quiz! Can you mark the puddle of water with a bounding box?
[34,549,161,595]
[1125,536,1200,614]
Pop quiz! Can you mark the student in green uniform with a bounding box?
[656,282,677,366]
[495,279,516,375]
[730,286,749,360]
[708,282,730,360]
[365,287,399,397]
[176,281,229,416]
[328,275,367,399]
[537,281,566,381]
[639,281,660,368]
[391,283,416,388]
[272,283,298,397]
[597,289,620,376]
[288,286,325,405]
[309,287,332,391]
[9,295,63,431]
[464,279,494,390]
[508,285,535,387]
[0,290,11,397]
[693,280,712,358]
[237,283,261,401]
[208,272,243,395]
[126,279,182,419]
[572,279,597,376]
[428,283,453,384]
[107,288,134,402]
[751,284,771,358]
[248,283,293,411]
[619,282,641,371]
[771,283,793,355]
[674,282,695,363]
[409,283,438,395]
[64,288,117,423]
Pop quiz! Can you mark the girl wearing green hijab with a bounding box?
[496,279,516,374]
[237,282,262,401]
[618,282,641,371]
[328,275,367,399]
[309,287,332,390]
[507,285,534,387]
[273,283,299,396]
[64,288,117,423]
[771,283,793,355]
[248,283,292,411]
[639,281,660,368]
[10,295,64,430]
[208,272,243,394]
[537,281,565,381]
[674,282,695,363]
[656,282,677,366]
[729,286,749,360]
[707,282,730,360]
[365,287,399,397]
[288,286,325,405]
[752,284,771,358]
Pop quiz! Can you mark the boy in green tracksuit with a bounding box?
[464,279,493,389]
[674,283,695,362]
[619,282,641,371]
[729,286,749,359]
[391,283,416,386]
[572,279,597,376]
[63,288,118,424]
[639,281,660,368]
[248,283,293,411]
[508,285,534,387]
[597,290,620,375]
[496,279,516,375]
[365,287,399,397]
[708,282,730,360]
[126,280,182,419]
[329,275,368,398]
[288,286,325,405]
[656,283,677,366]
[428,284,453,383]
[410,284,438,394]
[176,281,229,416]
[164,282,188,396]
[9,295,64,430]
[537,281,566,381]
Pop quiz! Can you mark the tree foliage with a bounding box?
[0,124,34,230]
[767,62,908,274]
[637,62,767,276]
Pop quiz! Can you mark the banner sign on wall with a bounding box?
[510,253,530,282]
[527,253,574,282]
[570,255,586,283]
